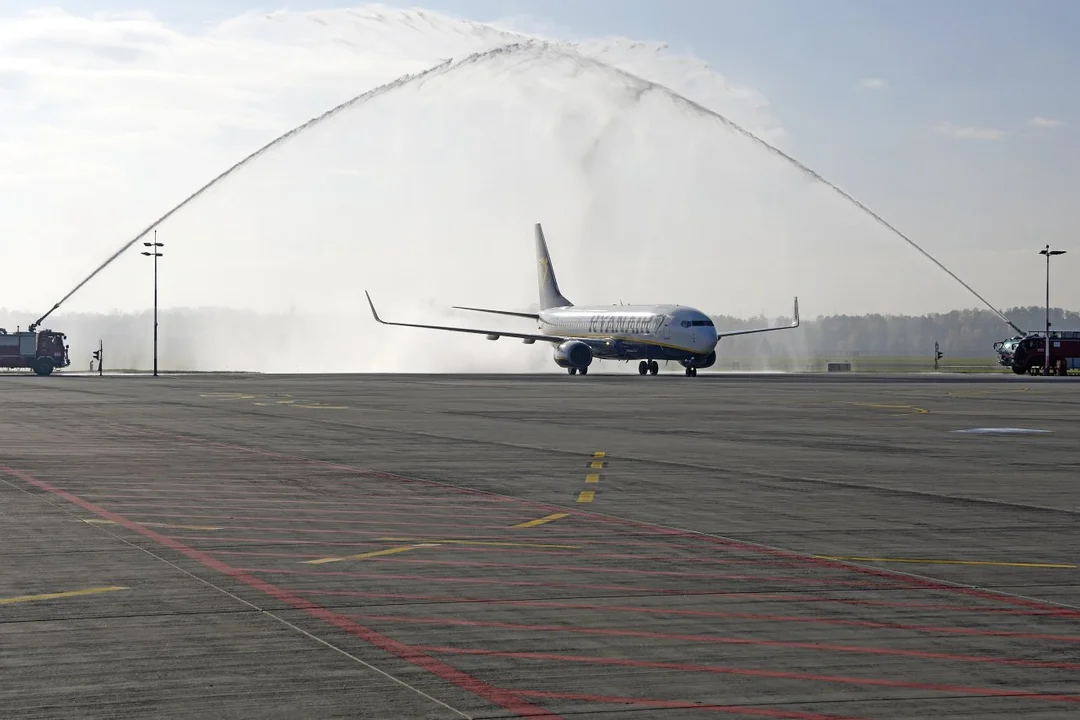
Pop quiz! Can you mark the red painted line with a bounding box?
[473,599,1080,644]
[414,645,1080,704]
[509,690,865,720]
[0,463,559,719]
[236,566,893,591]
[344,613,1080,670]
[291,587,1056,617]
[575,512,1080,617]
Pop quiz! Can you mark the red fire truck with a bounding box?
[994,331,1080,375]
[0,328,70,375]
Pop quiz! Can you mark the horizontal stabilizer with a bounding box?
[452,305,540,320]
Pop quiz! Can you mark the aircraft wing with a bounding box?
[451,305,540,320]
[365,292,566,344]
[715,296,800,339]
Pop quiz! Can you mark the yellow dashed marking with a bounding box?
[817,555,1077,569]
[589,461,605,469]
[593,451,606,458]
[585,473,600,484]
[304,544,438,565]
[577,490,595,503]
[0,586,128,605]
[378,537,579,549]
[512,512,570,529]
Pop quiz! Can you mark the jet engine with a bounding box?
[553,339,593,369]
[682,351,717,369]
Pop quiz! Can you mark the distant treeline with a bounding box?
[711,306,1080,358]
[2,305,1078,366]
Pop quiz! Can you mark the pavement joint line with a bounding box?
[817,555,1079,570]
[511,513,570,529]
[304,544,440,565]
[0,586,128,605]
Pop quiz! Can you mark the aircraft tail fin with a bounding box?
[535,223,572,310]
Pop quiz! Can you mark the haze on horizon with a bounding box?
[1,1,1075,372]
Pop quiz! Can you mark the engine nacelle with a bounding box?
[553,339,593,369]
[681,350,717,369]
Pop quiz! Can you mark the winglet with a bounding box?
[364,291,385,325]
[792,296,800,327]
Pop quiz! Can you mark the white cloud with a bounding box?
[933,122,1008,140]
[1028,116,1066,128]
[0,5,1007,371]
[857,77,886,90]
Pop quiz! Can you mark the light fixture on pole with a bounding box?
[1039,244,1066,375]
[141,229,164,377]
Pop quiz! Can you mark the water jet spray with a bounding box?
[29,38,1021,340]
[27,43,531,332]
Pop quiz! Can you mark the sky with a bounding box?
[1,1,1077,347]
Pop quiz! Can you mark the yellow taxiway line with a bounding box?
[576,490,595,503]
[304,543,439,565]
[378,537,579,549]
[512,512,570,529]
[1,586,128,605]
[817,555,1077,569]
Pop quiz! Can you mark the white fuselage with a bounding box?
[537,304,719,357]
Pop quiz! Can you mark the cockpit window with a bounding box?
[690,320,714,327]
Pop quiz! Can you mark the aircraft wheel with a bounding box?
[579,367,588,375]
[568,367,577,375]
[638,361,648,375]
[649,361,659,375]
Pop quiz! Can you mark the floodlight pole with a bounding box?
[1040,244,1066,375]
[141,229,164,377]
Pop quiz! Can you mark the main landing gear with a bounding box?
[684,366,697,376]
[637,360,659,376]
[568,367,588,375]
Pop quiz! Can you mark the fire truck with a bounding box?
[994,330,1080,375]
[0,328,70,375]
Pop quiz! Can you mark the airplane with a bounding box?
[364,223,800,377]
